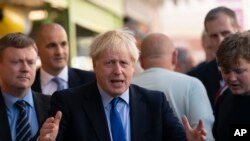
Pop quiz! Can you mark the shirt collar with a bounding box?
[2,88,34,110]
[40,66,68,85]
[97,83,129,108]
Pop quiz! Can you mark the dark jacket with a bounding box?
[50,81,186,141]
[32,68,96,93]
[0,91,50,141]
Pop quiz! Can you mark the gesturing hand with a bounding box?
[182,115,207,141]
[39,111,62,141]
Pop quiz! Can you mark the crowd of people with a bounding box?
[0,5,249,141]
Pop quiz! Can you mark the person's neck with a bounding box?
[1,87,29,98]
[42,67,63,76]
[144,63,174,71]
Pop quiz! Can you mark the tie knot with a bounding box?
[15,100,27,110]
[52,77,61,83]
[111,97,120,108]
[52,77,64,90]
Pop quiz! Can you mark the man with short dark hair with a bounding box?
[0,32,50,141]
[188,6,241,108]
[214,31,250,141]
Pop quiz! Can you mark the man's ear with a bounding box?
[139,56,145,69]
[172,49,178,66]
[92,59,96,70]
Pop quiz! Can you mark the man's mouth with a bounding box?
[110,80,124,86]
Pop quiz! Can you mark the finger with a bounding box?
[182,115,191,130]
[53,111,62,125]
[40,118,54,135]
[40,122,58,136]
[200,128,207,136]
[45,117,55,124]
[39,134,54,141]
[40,122,56,131]
[200,135,206,141]
[196,119,204,131]
[40,128,56,136]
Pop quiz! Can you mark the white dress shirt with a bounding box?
[40,66,69,95]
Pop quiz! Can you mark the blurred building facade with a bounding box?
[0,0,249,69]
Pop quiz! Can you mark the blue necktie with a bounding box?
[52,77,64,91]
[15,100,32,141]
[110,97,126,141]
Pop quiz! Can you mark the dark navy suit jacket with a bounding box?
[50,81,186,141]
[0,91,50,141]
[31,68,96,93]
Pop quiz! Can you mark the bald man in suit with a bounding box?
[32,23,95,95]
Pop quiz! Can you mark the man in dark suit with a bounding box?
[0,33,50,141]
[32,23,95,95]
[188,6,241,108]
[39,30,206,141]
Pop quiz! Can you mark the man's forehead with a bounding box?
[222,58,250,69]
[7,46,35,51]
[207,23,234,33]
[206,16,237,30]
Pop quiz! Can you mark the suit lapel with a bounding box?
[32,91,49,125]
[68,69,78,88]
[81,82,111,141]
[0,92,13,141]
[31,69,42,92]
[129,85,147,141]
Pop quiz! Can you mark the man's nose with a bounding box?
[113,63,122,74]
[218,34,225,44]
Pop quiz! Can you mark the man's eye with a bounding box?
[28,61,35,66]
[121,61,129,66]
[210,34,218,39]
[221,31,231,37]
[61,41,68,47]
[106,61,114,65]
[235,69,245,74]
[47,43,57,48]
[221,69,230,74]
[12,61,19,64]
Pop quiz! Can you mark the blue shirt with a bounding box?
[98,84,131,141]
[2,89,39,141]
